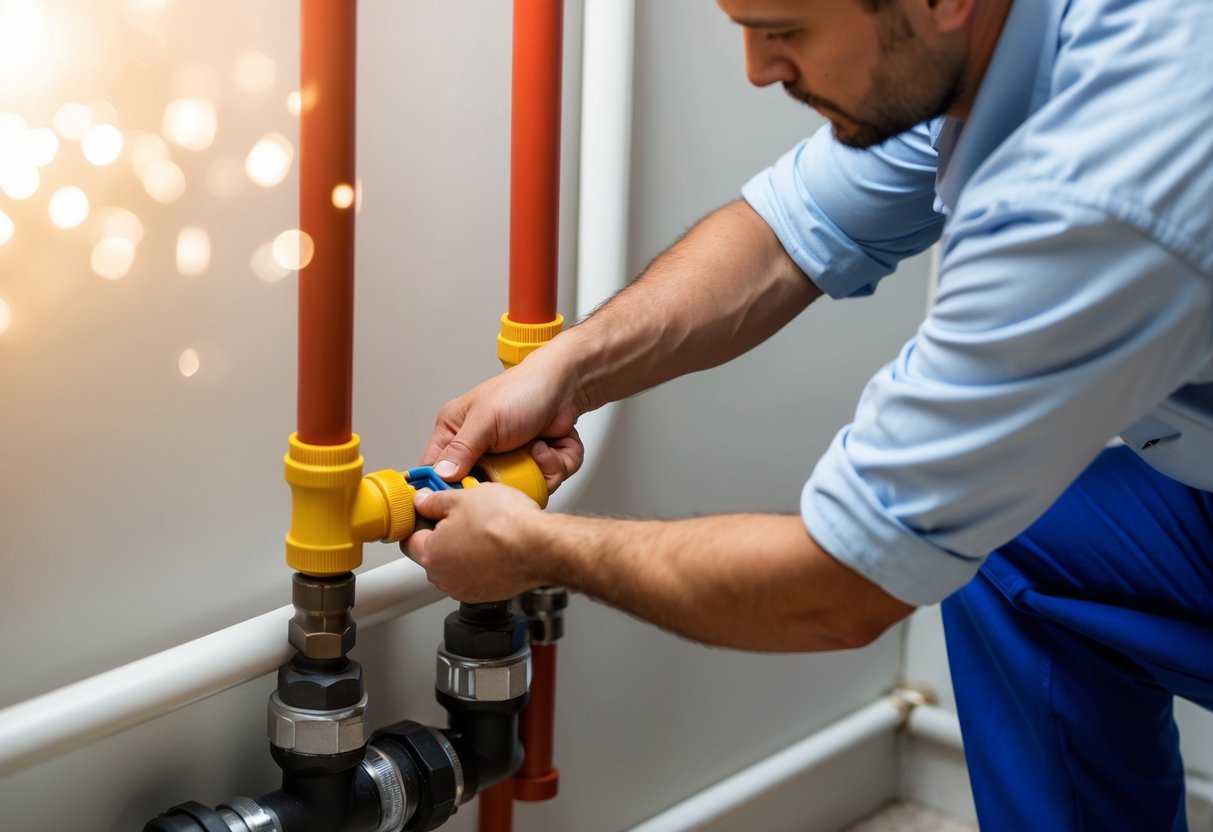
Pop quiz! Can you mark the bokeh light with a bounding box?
[163,98,217,152]
[251,241,289,283]
[272,229,314,271]
[287,90,302,118]
[0,0,51,97]
[24,127,58,167]
[98,207,145,245]
[49,186,90,229]
[0,209,13,246]
[143,159,186,203]
[91,236,136,280]
[0,162,38,200]
[331,183,354,210]
[176,227,211,276]
[53,103,91,141]
[245,133,293,187]
[82,124,124,166]
[0,297,11,335]
[178,347,200,378]
[130,131,170,176]
[234,50,276,94]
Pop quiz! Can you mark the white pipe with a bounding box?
[906,702,964,749]
[548,0,635,512]
[628,698,903,832]
[0,558,443,778]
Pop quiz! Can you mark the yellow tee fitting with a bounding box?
[497,313,564,369]
[284,434,417,576]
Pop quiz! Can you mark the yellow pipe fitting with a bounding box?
[284,434,418,576]
[497,312,564,369]
[478,449,550,509]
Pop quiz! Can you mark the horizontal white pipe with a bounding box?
[549,0,635,512]
[0,557,443,778]
[906,702,965,749]
[628,698,902,832]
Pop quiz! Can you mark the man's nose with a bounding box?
[743,29,797,87]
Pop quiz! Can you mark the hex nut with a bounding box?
[442,610,526,659]
[436,645,530,702]
[287,615,357,660]
[267,692,368,755]
[277,659,364,711]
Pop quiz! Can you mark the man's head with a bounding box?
[719,0,1000,148]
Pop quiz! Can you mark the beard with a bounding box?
[784,10,964,148]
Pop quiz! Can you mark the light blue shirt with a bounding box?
[742,0,1213,605]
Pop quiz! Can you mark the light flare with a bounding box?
[163,98,217,152]
[82,124,124,166]
[142,159,186,203]
[53,103,91,141]
[235,50,277,94]
[23,128,58,167]
[331,183,354,210]
[49,186,90,229]
[0,297,11,335]
[245,133,293,187]
[91,236,136,280]
[98,207,144,245]
[178,347,200,378]
[176,227,211,276]
[0,209,13,246]
[251,241,289,283]
[272,229,314,271]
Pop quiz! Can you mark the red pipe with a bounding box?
[507,0,564,324]
[298,0,357,445]
[478,782,514,832]
[513,643,560,802]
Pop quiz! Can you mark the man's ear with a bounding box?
[912,0,975,35]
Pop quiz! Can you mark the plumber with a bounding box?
[405,1,1213,829]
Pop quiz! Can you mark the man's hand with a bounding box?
[421,352,586,491]
[401,484,547,602]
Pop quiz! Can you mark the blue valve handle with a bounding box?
[405,466,466,492]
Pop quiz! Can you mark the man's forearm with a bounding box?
[546,199,822,414]
[524,510,913,652]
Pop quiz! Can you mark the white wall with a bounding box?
[0,2,933,830]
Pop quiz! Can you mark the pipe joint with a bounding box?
[518,586,569,644]
[496,313,563,370]
[268,691,369,756]
[285,434,418,577]
[436,645,531,703]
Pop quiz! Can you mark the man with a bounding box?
[404,0,1213,827]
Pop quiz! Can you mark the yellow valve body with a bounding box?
[497,313,564,369]
[285,434,417,576]
[478,449,550,509]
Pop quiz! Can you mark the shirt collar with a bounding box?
[935,0,1064,211]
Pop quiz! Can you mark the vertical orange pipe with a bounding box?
[298,0,357,446]
[508,0,563,324]
[478,782,515,832]
[514,643,560,801]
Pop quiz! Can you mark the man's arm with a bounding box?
[422,199,821,482]
[404,484,914,652]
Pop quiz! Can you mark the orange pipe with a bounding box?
[514,643,560,801]
[298,0,357,445]
[477,781,514,832]
[508,0,564,324]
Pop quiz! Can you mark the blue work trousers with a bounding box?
[942,446,1213,831]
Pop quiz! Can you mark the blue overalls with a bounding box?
[943,446,1213,830]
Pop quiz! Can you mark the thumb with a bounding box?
[413,487,458,521]
[432,424,496,482]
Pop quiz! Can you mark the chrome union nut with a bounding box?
[267,691,369,755]
[436,644,530,702]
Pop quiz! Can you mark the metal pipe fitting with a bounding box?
[518,586,568,644]
[289,572,357,660]
[217,797,279,832]
[268,691,369,756]
[436,645,531,703]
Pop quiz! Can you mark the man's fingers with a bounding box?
[401,527,431,560]
[413,487,458,520]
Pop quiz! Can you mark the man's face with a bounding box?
[719,0,966,148]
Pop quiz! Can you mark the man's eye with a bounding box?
[766,29,801,42]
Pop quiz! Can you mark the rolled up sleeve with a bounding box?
[805,195,1213,605]
[742,121,945,298]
